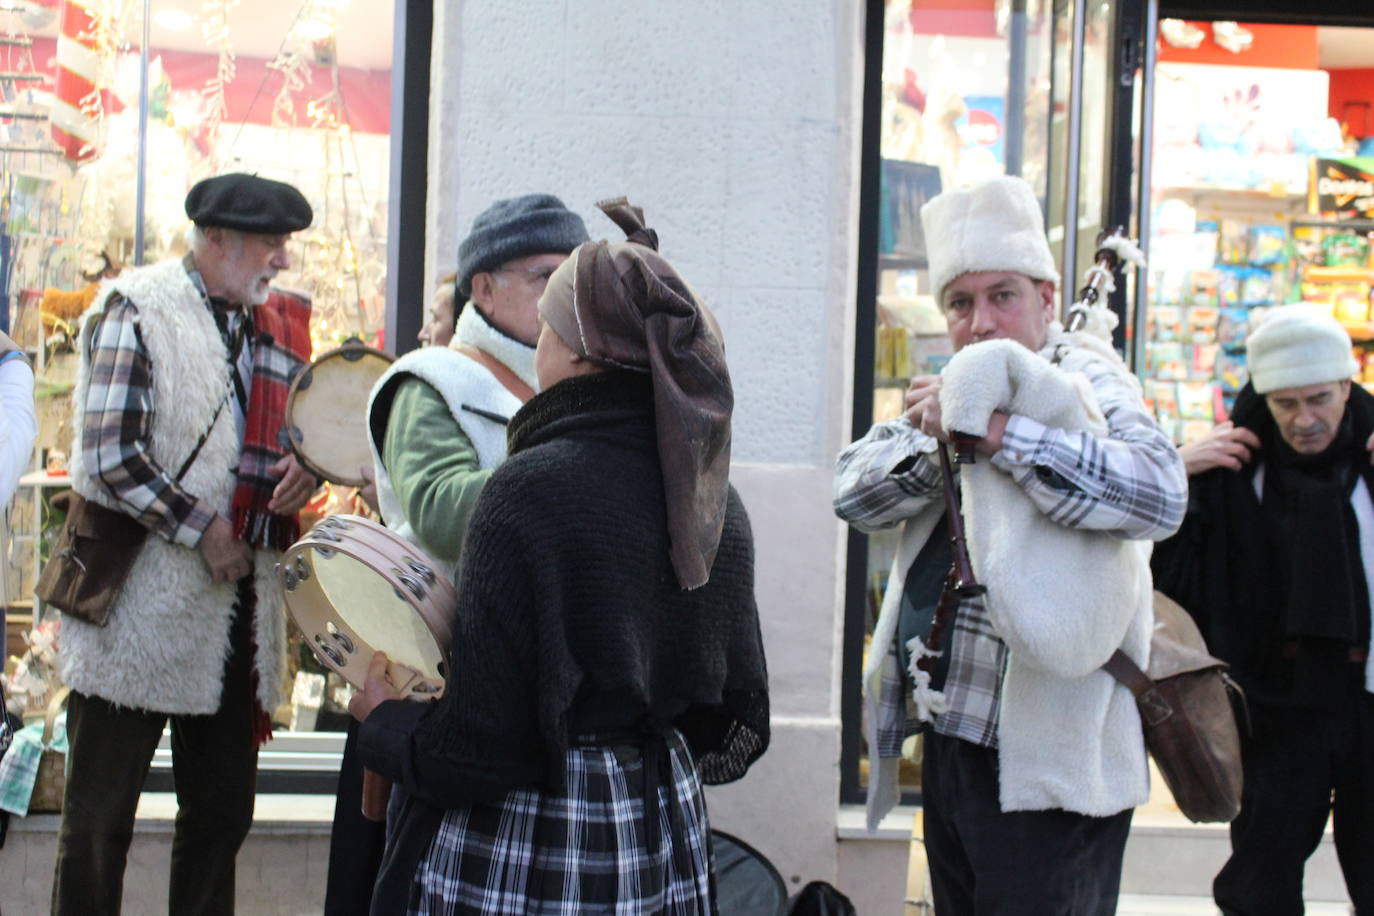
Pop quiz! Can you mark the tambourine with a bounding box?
[279,514,457,821]
[279,514,456,699]
[282,341,393,488]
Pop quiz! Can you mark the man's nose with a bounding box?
[969,301,997,336]
[271,248,291,270]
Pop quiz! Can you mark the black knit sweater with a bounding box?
[359,369,769,808]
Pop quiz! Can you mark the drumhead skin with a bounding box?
[279,514,456,700]
[284,342,394,487]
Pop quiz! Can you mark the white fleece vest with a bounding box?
[59,258,287,716]
[937,334,1152,816]
[366,307,534,579]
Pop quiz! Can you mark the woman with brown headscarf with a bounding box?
[350,199,769,914]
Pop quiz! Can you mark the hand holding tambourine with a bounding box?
[348,650,404,720]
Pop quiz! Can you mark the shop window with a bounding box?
[2,0,404,784]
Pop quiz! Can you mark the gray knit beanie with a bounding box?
[456,194,590,305]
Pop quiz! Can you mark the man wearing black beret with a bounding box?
[52,173,319,914]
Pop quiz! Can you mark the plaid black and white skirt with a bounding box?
[409,729,715,915]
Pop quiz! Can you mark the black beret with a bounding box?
[185,173,313,234]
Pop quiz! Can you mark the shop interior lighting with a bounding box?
[295,18,335,41]
[153,10,193,31]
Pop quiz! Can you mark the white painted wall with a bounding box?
[426,0,865,900]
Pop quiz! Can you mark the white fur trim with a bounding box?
[452,304,538,392]
[905,636,948,723]
[1246,304,1358,394]
[938,336,1151,816]
[59,258,287,716]
[920,176,1061,300]
[863,500,945,831]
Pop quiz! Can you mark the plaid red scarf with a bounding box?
[234,288,312,746]
[233,289,313,550]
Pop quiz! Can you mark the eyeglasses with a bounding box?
[494,265,557,288]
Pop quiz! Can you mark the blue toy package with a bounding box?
[1242,267,1278,306]
[1215,350,1249,392]
[1217,265,1250,306]
[1216,308,1250,352]
[1249,225,1286,266]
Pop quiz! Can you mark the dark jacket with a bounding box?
[359,370,769,910]
[1152,382,1374,705]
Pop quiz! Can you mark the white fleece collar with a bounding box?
[453,305,538,391]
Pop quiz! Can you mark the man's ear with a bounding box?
[469,272,494,308]
[1038,279,1056,321]
[1342,378,1353,402]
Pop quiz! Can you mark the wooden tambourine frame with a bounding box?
[279,514,455,700]
[283,341,394,488]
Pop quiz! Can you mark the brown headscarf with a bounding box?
[538,198,733,591]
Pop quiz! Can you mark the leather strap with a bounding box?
[1101,649,1153,698]
[174,388,231,481]
[452,344,535,403]
[1103,649,1175,727]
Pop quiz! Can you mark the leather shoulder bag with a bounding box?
[1102,591,1247,823]
[36,391,229,626]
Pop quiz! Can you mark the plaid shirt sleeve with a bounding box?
[989,350,1188,541]
[833,418,945,532]
[81,297,216,547]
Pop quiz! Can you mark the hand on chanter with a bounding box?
[1178,421,1260,476]
[349,651,403,722]
[903,374,1008,457]
[904,375,946,441]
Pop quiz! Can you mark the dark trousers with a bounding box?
[323,718,387,915]
[52,604,259,916]
[922,729,1133,915]
[1214,678,1374,915]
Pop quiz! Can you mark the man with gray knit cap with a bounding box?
[835,176,1187,913]
[1154,305,1374,914]
[325,194,589,915]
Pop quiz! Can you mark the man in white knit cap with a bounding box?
[1154,306,1374,914]
[835,175,1187,914]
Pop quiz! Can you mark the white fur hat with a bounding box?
[920,176,1060,300]
[1246,305,1358,394]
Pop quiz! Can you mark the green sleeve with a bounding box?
[381,377,493,563]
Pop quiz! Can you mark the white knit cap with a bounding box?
[920,176,1060,300]
[1246,305,1358,394]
